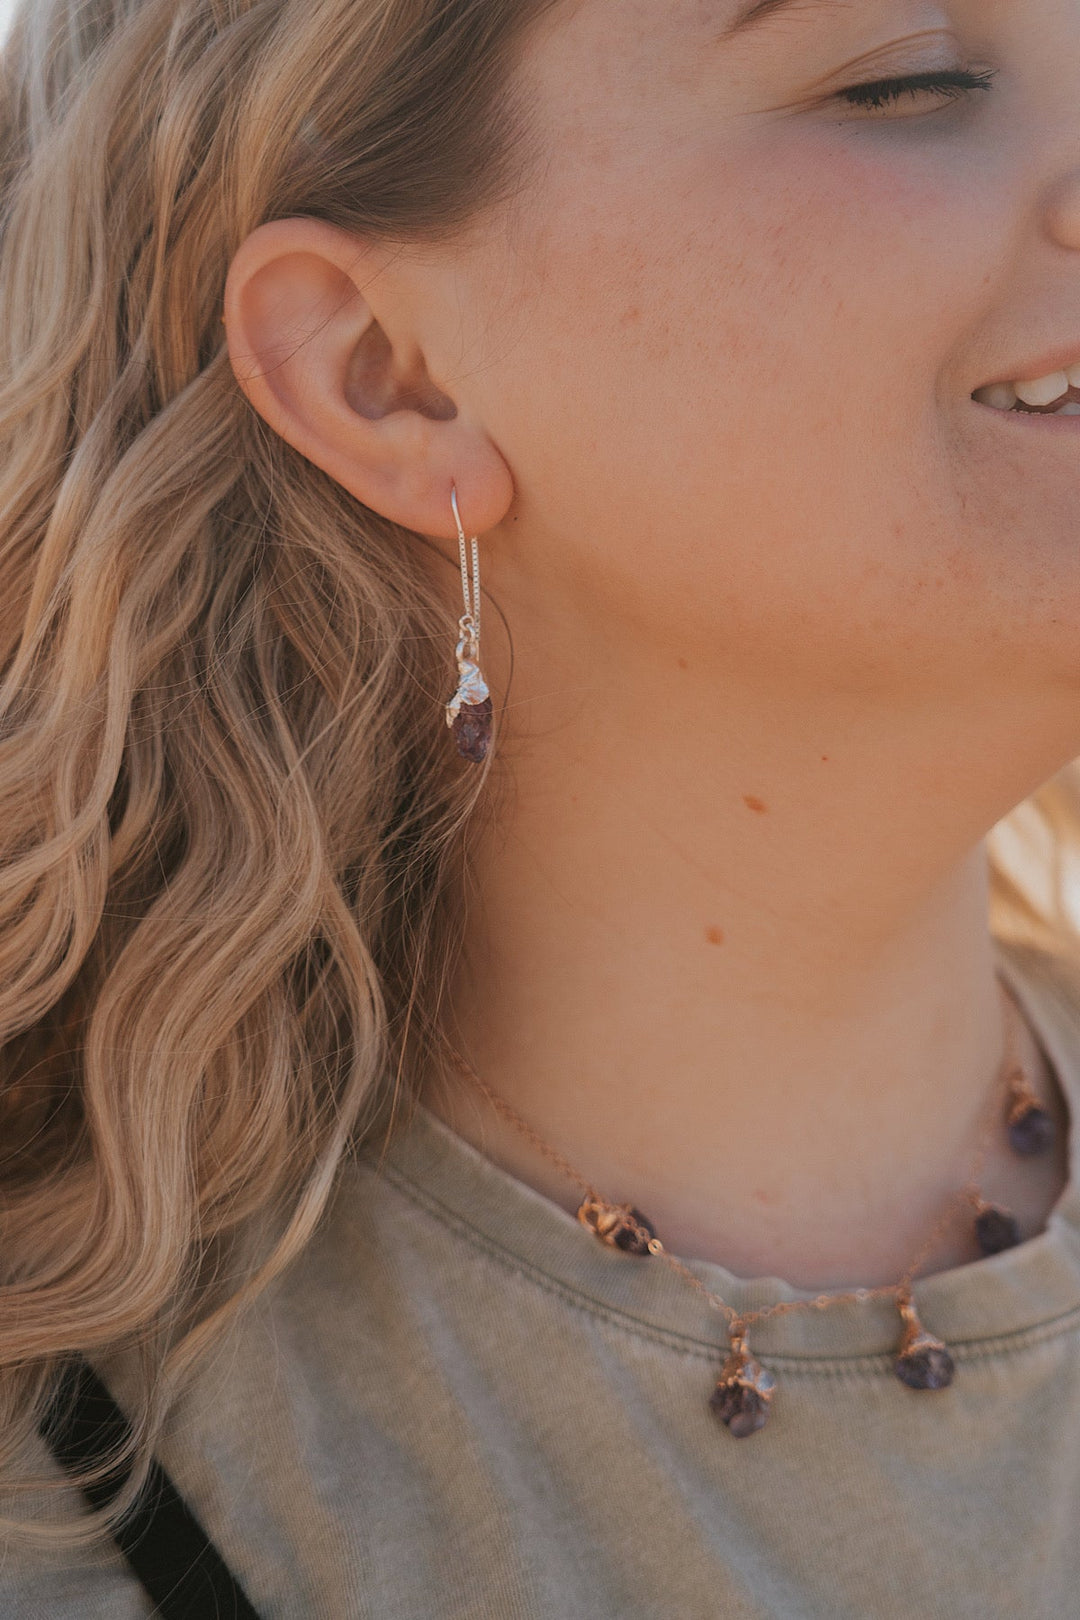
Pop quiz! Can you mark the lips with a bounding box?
[982,343,1080,389]
[972,348,1080,413]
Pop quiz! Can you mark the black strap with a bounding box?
[38,1353,262,1619]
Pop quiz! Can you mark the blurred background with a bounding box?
[0,2,14,43]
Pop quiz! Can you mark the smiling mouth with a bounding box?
[972,367,1080,415]
[975,387,1080,416]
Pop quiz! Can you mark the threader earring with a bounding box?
[444,485,493,763]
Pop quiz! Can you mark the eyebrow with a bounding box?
[719,0,846,38]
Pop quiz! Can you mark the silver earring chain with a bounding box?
[451,484,481,645]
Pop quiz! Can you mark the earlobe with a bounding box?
[222,216,513,539]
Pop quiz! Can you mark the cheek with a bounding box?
[475,131,1018,678]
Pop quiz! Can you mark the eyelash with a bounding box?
[838,67,999,112]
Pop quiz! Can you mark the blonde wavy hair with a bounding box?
[0,0,1075,1555]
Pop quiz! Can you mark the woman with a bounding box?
[0,0,1079,1613]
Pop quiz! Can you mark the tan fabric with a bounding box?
[5,934,1080,1618]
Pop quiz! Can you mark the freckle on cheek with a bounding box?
[677,657,688,670]
[743,795,768,814]
[705,925,725,946]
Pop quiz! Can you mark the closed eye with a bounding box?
[838,67,998,112]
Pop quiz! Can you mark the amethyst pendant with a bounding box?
[1006,1097,1055,1157]
[576,1195,657,1255]
[709,1331,776,1437]
[893,1290,955,1391]
[450,697,493,763]
[974,1202,1022,1256]
[445,635,492,763]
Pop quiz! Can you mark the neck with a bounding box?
[422,654,1072,1291]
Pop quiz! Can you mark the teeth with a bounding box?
[976,381,1019,410]
[973,360,1080,413]
[1057,401,1080,415]
[1014,371,1071,407]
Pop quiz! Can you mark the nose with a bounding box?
[1043,166,1080,251]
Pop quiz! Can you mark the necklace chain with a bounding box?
[439,972,1034,1339]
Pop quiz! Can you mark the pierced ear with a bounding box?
[222,216,512,539]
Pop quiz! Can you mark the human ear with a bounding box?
[222,216,513,539]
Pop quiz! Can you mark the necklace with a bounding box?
[439,972,1057,1437]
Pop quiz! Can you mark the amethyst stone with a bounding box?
[1007,1102,1055,1157]
[576,1196,657,1255]
[894,1344,955,1391]
[710,1381,770,1438]
[895,1291,955,1391]
[611,1206,657,1254]
[450,696,493,763]
[974,1205,1022,1256]
[711,1340,776,1436]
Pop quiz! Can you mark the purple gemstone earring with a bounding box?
[445,485,493,763]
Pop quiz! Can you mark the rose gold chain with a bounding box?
[440,974,1030,1337]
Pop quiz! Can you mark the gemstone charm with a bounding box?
[450,695,493,763]
[576,1194,657,1255]
[1006,1096,1055,1157]
[893,1289,955,1391]
[710,1328,777,1437]
[445,633,493,763]
[974,1202,1022,1256]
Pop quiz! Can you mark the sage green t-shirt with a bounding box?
[6,935,1080,1618]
